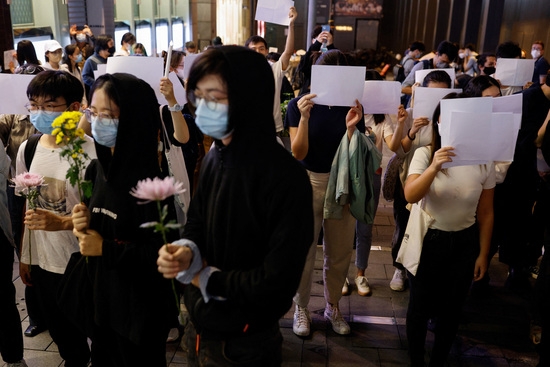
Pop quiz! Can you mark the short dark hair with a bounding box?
[120,32,136,46]
[476,53,496,67]
[212,36,223,46]
[244,35,267,49]
[464,43,476,52]
[533,40,545,49]
[95,34,113,54]
[422,70,452,88]
[410,41,426,52]
[496,41,521,58]
[185,41,196,49]
[436,40,458,61]
[464,75,500,97]
[455,74,473,90]
[27,70,83,106]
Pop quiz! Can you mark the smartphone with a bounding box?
[322,24,330,32]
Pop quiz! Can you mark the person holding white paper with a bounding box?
[389,70,453,292]
[286,49,370,337]
[245,6,296,133]
[404,93,495,367]
[495,41,523,96]
[343,69,407,298]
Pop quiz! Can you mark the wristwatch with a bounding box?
[168,103,183,112]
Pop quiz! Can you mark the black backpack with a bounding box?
[24,133,43,171]
[394,58,420,83]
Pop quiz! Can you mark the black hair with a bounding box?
[185,41,196,49]
[94,34,113,54]
[464,43,476,52]
[16,40,40,66]
[63,44,80,73]
[496,41,521,58]
[410,41,426,52]
[436,40,458,61]
[120,32,136,46]
[27,70,83,106]
[315,49,349,66]
[244,35,267,49]
[463,75,501,97]
[476,53,496,67]
[533,40,545,49]
[266,52,281,62]
[421,70,452,88]
[455,74,473,90]
[133,43,147,56]
[212,36,223,46]
[364,69,385,125]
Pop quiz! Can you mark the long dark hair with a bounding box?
[430,92,464,164]
[63,44,80,74]
[463,75,501,97]
[16,40,40,66]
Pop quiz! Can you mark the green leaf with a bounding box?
[82,181,93,199]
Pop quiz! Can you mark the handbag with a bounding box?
[396,199,434,276]
[382,153,403,201]
[159,105,191,226]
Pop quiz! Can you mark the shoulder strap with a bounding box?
[24,133,43,171]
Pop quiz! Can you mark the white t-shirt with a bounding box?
[271,59,289,133]
[408,146,496,232]
[365,114,393,168]
[16,135,97,274]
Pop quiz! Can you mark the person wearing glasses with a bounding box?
[15,70,93,366]
[156,46,313,365]
[68,73,179,365]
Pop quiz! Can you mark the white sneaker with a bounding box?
[166,327,180,342]
[355,276,372,296]
[8,360,28,367]
[293,305,311,336]
[342,277,351,295]
[390,268,406,291]
[324,304,350,335]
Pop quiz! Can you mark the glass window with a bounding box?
[156,19,169,55]
[172,18,184,50]
[135,20,152,57]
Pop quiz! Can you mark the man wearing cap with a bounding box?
[43,40,68,71]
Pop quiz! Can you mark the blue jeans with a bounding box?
[406,224,479,367]
[355,172,381,270]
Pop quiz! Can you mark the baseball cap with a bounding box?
[44,40,62,53]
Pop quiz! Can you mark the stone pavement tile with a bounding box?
[366,250,394,267]
[309,269,324,298]
[166,341,186,365]
[349,323,402,349]
[281,328,304,367]
[362,263,386,281]
[15,349,63,367]
[21,321,55,352]
[378,348,409,366]
[326,336,381,366]
[349,294,395,318]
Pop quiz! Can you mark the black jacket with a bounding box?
[182,47,313,334]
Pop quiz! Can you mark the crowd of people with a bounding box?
[1,11,549,367]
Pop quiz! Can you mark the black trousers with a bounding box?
[0,232,24,363]
[406,225,479,367]
[32,266,90,366]
[391,179,409,269]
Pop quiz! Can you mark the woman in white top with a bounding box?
[403,92,495,367]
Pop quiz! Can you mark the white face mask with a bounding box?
[176,69,185,80]
[459,52,466,59]
[532,50,541,59]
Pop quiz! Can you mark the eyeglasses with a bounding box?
[187,91,228,111]
[84,108,118,126]
[25,102,67,115]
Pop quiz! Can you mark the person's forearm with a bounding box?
[281,23,295,70]
[290,122,309,160]
[404,168,437,203]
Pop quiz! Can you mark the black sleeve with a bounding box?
[543,125,550,164]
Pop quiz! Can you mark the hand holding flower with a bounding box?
[24,208,73,231]
[73,228,104,256]
[157,244,194,279]
[72,203,90,232]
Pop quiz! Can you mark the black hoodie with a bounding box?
[60,73,177,346]
[182,46,313,333]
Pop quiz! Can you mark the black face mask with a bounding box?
[483,66,496,75]
[108,46,116,56]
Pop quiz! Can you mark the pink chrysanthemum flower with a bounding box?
[11,172,45,190]
[130,176,186,204]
